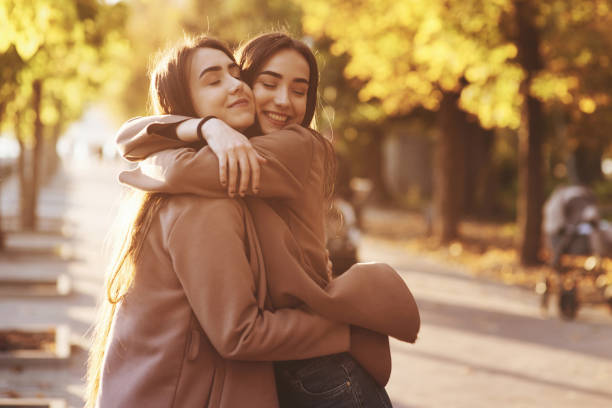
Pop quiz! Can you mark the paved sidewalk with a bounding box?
[1,160,611,407]
[360,237,612,408]
[0,158,124,407]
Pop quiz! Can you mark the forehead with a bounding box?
[189,47,234,77]
[260,49,310,79]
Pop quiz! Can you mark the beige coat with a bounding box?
[97,196,351,407]
[115,121,420,404]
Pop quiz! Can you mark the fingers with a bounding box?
[247,150,261,194]
[223,142,264,197]
[237,150,250,196]
[227,153,238,197]
[218,154,228,187]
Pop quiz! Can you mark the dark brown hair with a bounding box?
[237,32,336,198]
[150,35,236,116]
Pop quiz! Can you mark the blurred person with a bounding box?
[110,33,420,407]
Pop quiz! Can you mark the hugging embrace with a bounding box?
[86,32,420,408]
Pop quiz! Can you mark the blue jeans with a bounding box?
[274,352,393,408]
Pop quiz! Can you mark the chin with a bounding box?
[232,120,254,130]
[229,116,255,130]
[261,122,283,134]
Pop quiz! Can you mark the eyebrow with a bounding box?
[259,70,309,85]
[199,62,239,79]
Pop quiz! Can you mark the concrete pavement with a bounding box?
[360,238,612,407]
[0,158,124,407]
[1,159,611,407]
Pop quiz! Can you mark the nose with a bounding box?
[274,86,290,107]
[229,76,245,94]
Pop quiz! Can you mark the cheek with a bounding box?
[252,86,269,112]
[293,97,307,122]
[192,89,222,117]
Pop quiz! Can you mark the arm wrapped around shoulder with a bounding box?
[116,115,193,161]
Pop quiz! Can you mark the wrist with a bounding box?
[198,116,218,141]
[175,118,201,142]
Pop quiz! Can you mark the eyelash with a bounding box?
[208,74,241,86]
[263,83,306,96]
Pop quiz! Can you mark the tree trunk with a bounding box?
[16,111,32,230]
[434,91,466,243]
[571,141,603,184]
[20,80,44,230]
[463,118,494,217]
[45,104,63,178]
[365,130,392,203]
[515,0,545,265]
[0,102,5,249]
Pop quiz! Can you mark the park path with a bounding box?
[360,234,612,407]
[0,158,124,407]
[1,159,611,407]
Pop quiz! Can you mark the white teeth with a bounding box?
[267,112,288,122]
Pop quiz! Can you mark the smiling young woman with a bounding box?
[251,48,309,133]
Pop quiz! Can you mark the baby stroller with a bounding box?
[540,185,612,319]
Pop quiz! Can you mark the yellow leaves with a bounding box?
[492,43,518,63]
[578,97,596,114]
[40,102,59,126]
[575,49,592,67]
[531,73,579,103]
[460,66,523,129]
[414,14,442,45]
[1,0,78,60]
[0,3,11,53]
[301,1,332,37]
[465,64,490,83]
[596,0,610,16]
[571,0,595,23]
[344,127,358,141]
[404,72,433,96]
[6,0,55,60]
[299,0,550,128]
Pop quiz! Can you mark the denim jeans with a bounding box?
[274,352,393,408]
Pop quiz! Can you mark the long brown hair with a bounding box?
[85,35,234,408]
[237,32,336,198]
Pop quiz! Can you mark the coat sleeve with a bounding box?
[116,115,195,161]
[166,197,350,361]
[118,125,314,200]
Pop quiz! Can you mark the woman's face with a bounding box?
[188,47,255,131]
[252,49,310,134]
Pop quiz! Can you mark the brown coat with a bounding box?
[116,120,420,402]
[118,121,420,339]
[97,196,350,408]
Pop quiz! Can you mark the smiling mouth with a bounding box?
[229,98,249,108]
[264,111,290,125]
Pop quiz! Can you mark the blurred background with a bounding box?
[1,0,612,407]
